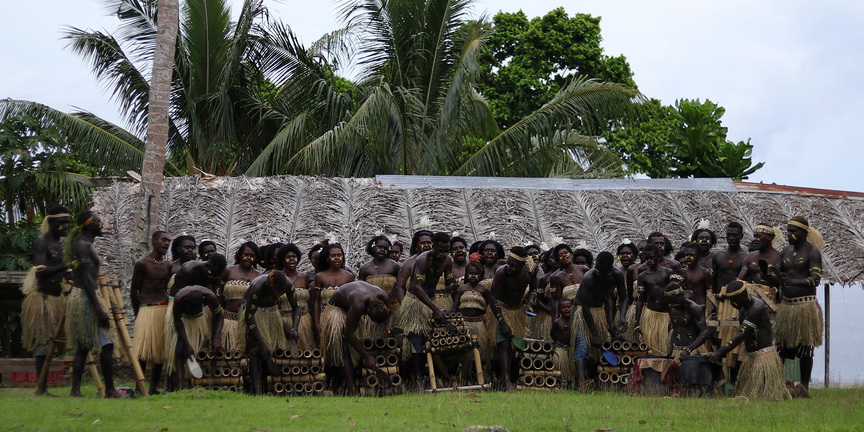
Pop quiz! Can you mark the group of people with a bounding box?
[22,205,824,400]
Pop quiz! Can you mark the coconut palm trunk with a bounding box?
[142,0,179,235]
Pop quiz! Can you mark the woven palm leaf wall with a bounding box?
[92,176,864,287]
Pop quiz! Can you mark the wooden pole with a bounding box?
[100,277,148,396]
[824,283,830,389]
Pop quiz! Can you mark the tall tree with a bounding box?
[477,8,636,129]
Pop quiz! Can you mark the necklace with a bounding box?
[239,267,253,280]
[151,255,166,264]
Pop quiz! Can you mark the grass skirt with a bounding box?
[366,275,396,295]
[238,306,287,353]
[640,308,670,355]
[295,310,317,350]
[572,306,610,361]
[398,293,432,336]
[222,314,243,352]
[65,287,115,354]
[532,310,553,341]
[321,304,353,367]
[163,312,210,375]
[554,345,576,384]
[133,304,167,363]
[736,346,791,401]
[463,315,489,363]
[498,302,528,339]
[775,296,823,348]
[21,291,66,353]
[624,304,638,342]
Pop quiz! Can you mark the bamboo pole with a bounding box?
[100,277,148,396]
[473,348,485,386]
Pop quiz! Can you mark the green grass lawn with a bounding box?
[1,382,862,431]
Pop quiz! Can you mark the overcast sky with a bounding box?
[2,0,863,193]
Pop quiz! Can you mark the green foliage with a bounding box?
[668,99,764,180]
[478,8,637,129]
[603,99,677,177]
[604,99,764,179]
[0,220,39,270]
[0,114,98,227]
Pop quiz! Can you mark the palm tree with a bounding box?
[142,0,179,235]
[248,0,644,178]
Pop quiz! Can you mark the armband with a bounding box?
[212,305,223,315]
[248,324,256,330]
[416,274,427,282]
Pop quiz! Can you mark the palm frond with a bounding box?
[63,26,152,137]
[455,77,643,177]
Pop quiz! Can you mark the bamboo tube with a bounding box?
[274,348,286,358]
[312,381,325,393]
[197,351,208,361]
[611,340,623,351]
[386,338,398,349]
[363,339,375,350]
[303,382,314,393]
[598,366,626,373]
[299,365,310,375]
[544,376,557,388]
[273,382,285,393]
[310,365,322,374]
[532,358,545,370]
[102,278,148,397]
[515,352,550,359]
[544,359,555,371]
[598,371,610,382]
[227,386,239,392]
[520,357,534,370]
[229,368,241,377]
[293,382,304,392]
[529,339,543,352]
[281,366,291,375]
[542,341,554,353]
[601,341,613,351]
[426,352,437,390]
[273,358,322,366]
[610,374,621,384]
[620,374,629,384]
[621,356,633,366]
[515,385,552,391]
[473,347,485,386]
[520,375,534,386]
[374,338,388,349]
[519,370,562,377]
[360,366,398,376]
[365,374,379,387]
[390,375,402,386]
[310,349,322,358]
[191,377,243,386]
[267,373,326,383]
[375,355,387,367]
[386,353,399,366]
[214,350,225,360]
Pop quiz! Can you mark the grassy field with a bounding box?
[1,382,862,431]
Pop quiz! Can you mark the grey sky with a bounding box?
[2,0,863,193]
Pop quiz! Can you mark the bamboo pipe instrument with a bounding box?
[272,358,322,366]
[362,339,375,350]
[312,381,325,392]
[515,385,552,391]
[390,375,402,386]
[365,374,379,387]
[544,376,557,388]
[520,357,534,370]
[532,358,545,370]
[602,341,613,351]
[611,340,623,351]
[520,375,534,386]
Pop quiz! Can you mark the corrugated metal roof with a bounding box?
[376,175,739,192]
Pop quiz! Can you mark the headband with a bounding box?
[788,219,825,251]
[508,252,535,273]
